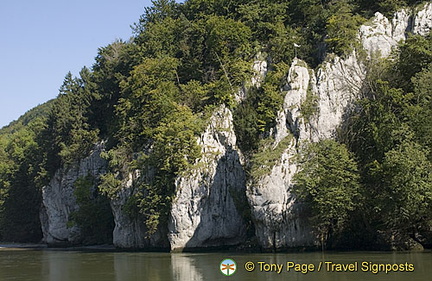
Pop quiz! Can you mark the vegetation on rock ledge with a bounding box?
[0,0,430,249]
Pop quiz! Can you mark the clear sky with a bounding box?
[0,0,156,128]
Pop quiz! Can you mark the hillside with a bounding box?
[1,0,432,251]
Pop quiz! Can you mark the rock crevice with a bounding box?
[40,4,432,250]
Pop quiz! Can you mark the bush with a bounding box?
[70,175,114,245]
[294,140,360,248]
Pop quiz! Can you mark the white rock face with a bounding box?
[40,143,106,245]
[248,136,316,249]
[250,53,366,249]
[113,105,247,250]
[360,10,410,58]
[168,105,247,250]
[360,3,432,58]
[41,106,247,250]
[110,171,169,249]
[413,3,432,36]
[314,54,366,139]
[235,57,268,102]
[274,59,312,143]
[39,4,432,250]
[249,5,432,249]
[251,59,268,88]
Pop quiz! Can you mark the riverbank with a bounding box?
[0,243,47,250]
[1,241,430,253]
[0,242,119,252]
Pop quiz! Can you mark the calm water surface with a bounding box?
[0,248,430,281]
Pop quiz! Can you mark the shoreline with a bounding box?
[0,243,47,249]
[0,242,430,254]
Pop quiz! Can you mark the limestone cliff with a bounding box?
[110,170,169,249]
[168,105,246,250]
[105,105,247,250]
[39,4,432,250]
[248,4,432,249]
[40,143,107,245]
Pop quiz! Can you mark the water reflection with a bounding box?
[0,249,430,281]
[171,254,203,281]
[43,251,115,281]
[113,252,173,281]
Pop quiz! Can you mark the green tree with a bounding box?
[42,71,99,175]
[174,15,207,82]
[70,175,114,245]
[372,141,432,239]
[137,105,202,234]
[203,15,253,83]
[136,17,179,58]
[91,40,135,138]
[343,81,412,166]
[115,56,180,150]
[178,80,208,112]
[233,62,288,153]
[339,35,432,248]
[294,140,360,248]
[395,33,432,92]
[134,0,178,30]
[233,100,260,152]
[410,64,432,159]
[325,1,365,56]
[0,119,46,242]
[238,0,289,39]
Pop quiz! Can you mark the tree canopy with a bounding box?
[0,0,431,249]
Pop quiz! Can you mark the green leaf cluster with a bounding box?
[234,62,289,153]
[1,0,431,246]
[294,140,360,248]
[69,175,114,245]
[250,136,293,181]
[333,31,432,249]
[0,109,48,242]
[325,1,366,56]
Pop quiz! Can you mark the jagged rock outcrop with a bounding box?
[168,105,247,250]
[39,4,432,250]
[359,10,410,58]
[235,57,268,102]
[40,143,107,245]
[40,106,247,250]
[412,2,432,35]
[251,57,268,88]
[110,105,247,250]
[248,5,432,249]
[249,53,366,249]
[360,2,432,58]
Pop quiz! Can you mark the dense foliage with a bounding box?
[0,104,50,242]
[69,175,114,245]
[295,31,432,249]
[0,0,430,249]
[294,140,360,249]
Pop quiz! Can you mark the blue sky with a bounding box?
[0,0,157,128]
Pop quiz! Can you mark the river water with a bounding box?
[0,248,430,281]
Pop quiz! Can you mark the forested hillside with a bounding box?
[1,0,431,250]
